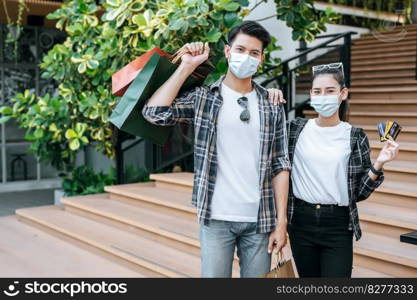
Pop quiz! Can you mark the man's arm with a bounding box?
[268,105,292,254]
[142,42,209,126]
[145,63,196,107]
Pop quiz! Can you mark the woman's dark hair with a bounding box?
[227,21,271,51]
[312,69,350,122]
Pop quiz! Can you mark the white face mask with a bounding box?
[310,94,341,117]
[228,52,260,79]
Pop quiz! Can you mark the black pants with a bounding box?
[288,198,354,278]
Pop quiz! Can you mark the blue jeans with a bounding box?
[199,219,271,278]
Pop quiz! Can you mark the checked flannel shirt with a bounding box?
[142,75,291,234]
[287,117,384,241]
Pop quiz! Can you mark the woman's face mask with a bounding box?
[310,94,342,118]
[228,52,260,79]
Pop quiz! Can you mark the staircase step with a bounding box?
[150,172,193,192]
[351,56,416,66]
[359,124,417,143]
[104,182,195,215]
[350,93,417,100]
[349,99,417,113]
[15,205,203,277]
[61,193,250,266]
[351,69,416,80]
[354,31,417,45]
[348,111,417,126]
[382,160,417,185]
[351,265,393,278]
[358,201,417,238]
[351,63,415,73]
[352,50,416,61]
[61,193,200,249]
[350,86,417,93]
[359,25,417,38]
[352,39,416,51]
[351,79,417,87]
[370,177,417,210]
[353,232,417,277]
[370,141,417,162]
[0,216,144,277]
[351,44,416,56]
[304,110,417,126]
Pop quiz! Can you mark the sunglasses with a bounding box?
[312,62,344,76]
[237,96,250,122]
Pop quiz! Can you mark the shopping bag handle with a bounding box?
[171,44,215,70]
[273,250,286,270]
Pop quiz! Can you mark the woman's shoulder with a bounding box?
[289,117,308,126]
[286,117,309,135]
[348,124,369,146]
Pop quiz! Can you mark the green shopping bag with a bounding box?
[109,51,209,145]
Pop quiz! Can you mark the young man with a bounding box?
[142,21,291,278]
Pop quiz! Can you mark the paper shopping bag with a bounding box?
[111,47,168,97]
[261,251,296,278]
[109,50,211,145]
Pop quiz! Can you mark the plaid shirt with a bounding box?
[142,75,291,233]
[287,117,384,241]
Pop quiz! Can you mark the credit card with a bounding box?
[388,121,402,141]
[377,122,387,142]
[377,121,402,142]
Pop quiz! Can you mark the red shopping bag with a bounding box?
[111,47,169,97]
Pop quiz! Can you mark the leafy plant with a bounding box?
[124,164,151,183]
[61,165,116,196]
[61,164,152,196]
[274,0,340,41]
[2,0,28,61]
[0,0,338,173]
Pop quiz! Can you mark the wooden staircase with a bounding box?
[13,176,243,278]
[10,172,399,278]
[302,25,417,277]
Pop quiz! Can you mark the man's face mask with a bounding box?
[228,51,260,79]
[310,94,342,118]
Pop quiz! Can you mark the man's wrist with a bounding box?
[179,61,197,74]
[277,218,288,227]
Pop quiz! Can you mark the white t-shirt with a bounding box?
[210,82,261,222]
[291,118,352,206]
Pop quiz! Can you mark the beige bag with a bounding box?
[261,251,296,278]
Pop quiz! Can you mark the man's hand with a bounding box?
[267,88,286,105]
[268,222,288,254]
[180,42,210,70]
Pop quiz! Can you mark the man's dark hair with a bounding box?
[227,21,271,51]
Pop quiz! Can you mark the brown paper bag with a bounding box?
[261,251,296,278]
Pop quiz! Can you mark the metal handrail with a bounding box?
[258,31,356,76]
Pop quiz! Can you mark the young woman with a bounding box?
[284,63,400,278]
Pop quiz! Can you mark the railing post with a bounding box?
[343,33,352,88]
[114,128,124,184]
[281,62,290,119]
[299,40,307,65]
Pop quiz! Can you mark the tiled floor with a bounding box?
[0,189,54,217]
